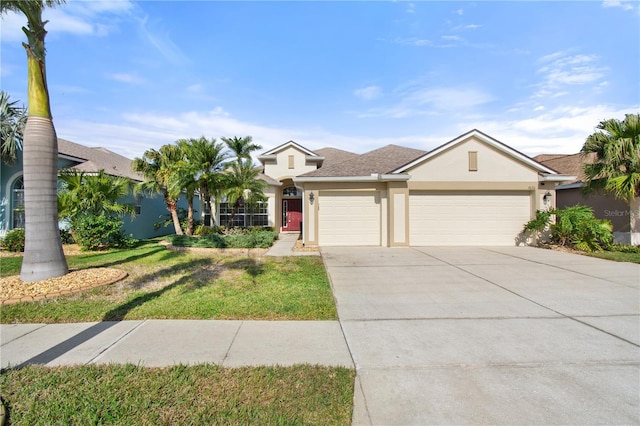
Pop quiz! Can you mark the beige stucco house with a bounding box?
[214,129,575,246]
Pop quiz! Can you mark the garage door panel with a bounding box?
[319,192,380,246]
[410,191,531,246]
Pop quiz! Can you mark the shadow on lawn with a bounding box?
[103,257,212,320]
[8,254,263,369]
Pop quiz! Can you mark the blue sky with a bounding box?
[1,1,639,161]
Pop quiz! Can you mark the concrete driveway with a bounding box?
[322,246,640,425]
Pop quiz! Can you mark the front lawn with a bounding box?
[0,240,337,323]
[584,250,640,264]
[1,364,355,425]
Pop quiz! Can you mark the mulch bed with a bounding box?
[0,268,127,305]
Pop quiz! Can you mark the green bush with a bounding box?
[523,205,613,252]
[194,225,222,236]
[59,228,75,244]
[1,228,25,252]
[170,230,278,249]
[552,205,612,252]
[73,215,137,251]
[610,244,640,253]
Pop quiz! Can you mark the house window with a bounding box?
[135,195,142,215]
[468,151,478,171]
[12,176,25,229]
[288,155,295,169]
[219,200,268,227]
[282,186,301,197]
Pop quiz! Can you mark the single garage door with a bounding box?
[319,191,380,246]
[409,191,531,246]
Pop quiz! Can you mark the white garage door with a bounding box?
[409,191,531,246]
[319,191,380,246]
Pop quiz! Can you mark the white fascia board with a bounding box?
[257,154,277,162]
[393,129,558,175]
[556,182,583,190]
[539,174,576,182]
[294,174,410,184]
[261,140,318,157]
[305,156,325,162]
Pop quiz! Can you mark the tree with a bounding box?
[221,136,261,164]
[223,159,267,227]
[58,170,135,223]
[1,0,68,281]
[581,113,640,203]
[0,91,27,165]
[176,137,228,228]
[132,144,185,235]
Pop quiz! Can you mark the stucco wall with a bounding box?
[263,146,318,181]
[407,137,539,182]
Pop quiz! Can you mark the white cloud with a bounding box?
[394,37,432,47]
[107,73,146,85]
[458,104,639,155]
[533,51,608,98]
[602,0,635,11]
[1,1,134,43]
[354,86,382,101]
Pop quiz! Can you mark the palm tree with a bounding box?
[58,170,135,222]
[177,137,228,227]
[170,140,200,235]
[221,136,261,164]
[1,0,68,281]
[581,113,640,203]
[132,144,185,235]
[1,91,27,165]
[223,159,267,227]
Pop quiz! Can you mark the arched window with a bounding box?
[12,176,25,229]
[282,186,301,197]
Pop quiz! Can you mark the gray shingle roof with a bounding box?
[313,147,359,168]
[58,139,143,181]
[533,152,597,184]
[301,144,428,177]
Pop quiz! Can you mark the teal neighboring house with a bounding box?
[1,138,192,239]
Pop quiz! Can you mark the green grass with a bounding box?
[1,364,355,425]
[1,240,337,323]
[584,250,640,263]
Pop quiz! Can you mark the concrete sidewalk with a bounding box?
[265,233,320,256]
[1,320,353,369]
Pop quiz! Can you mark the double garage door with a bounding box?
[316,190,532,246]
[318,191,380,246]
[409,191,532,246]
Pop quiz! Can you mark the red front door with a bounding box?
[282,199,302,232]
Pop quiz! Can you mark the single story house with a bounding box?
[534,153,639,245]
[0,139,191,239]
[213,129,575,246]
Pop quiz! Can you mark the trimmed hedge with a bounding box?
[170,230,278,249]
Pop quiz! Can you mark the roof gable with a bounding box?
[259,140,318,157]
[394,129,557,174]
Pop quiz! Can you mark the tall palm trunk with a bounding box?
[164,192,183,235]
[18,5,68,281]
[186,195,194,236]
[20,116,68,281]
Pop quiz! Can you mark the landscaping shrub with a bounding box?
[59,228,75,244]
[73,214,137,251]
[610,244,640,253]
[552,205,612,251]
[523,205,613,252]
[1,228,25,252]
[170,230,278,249]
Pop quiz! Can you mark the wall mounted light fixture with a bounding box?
[543,191,552,206]
[309,191,315,205]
